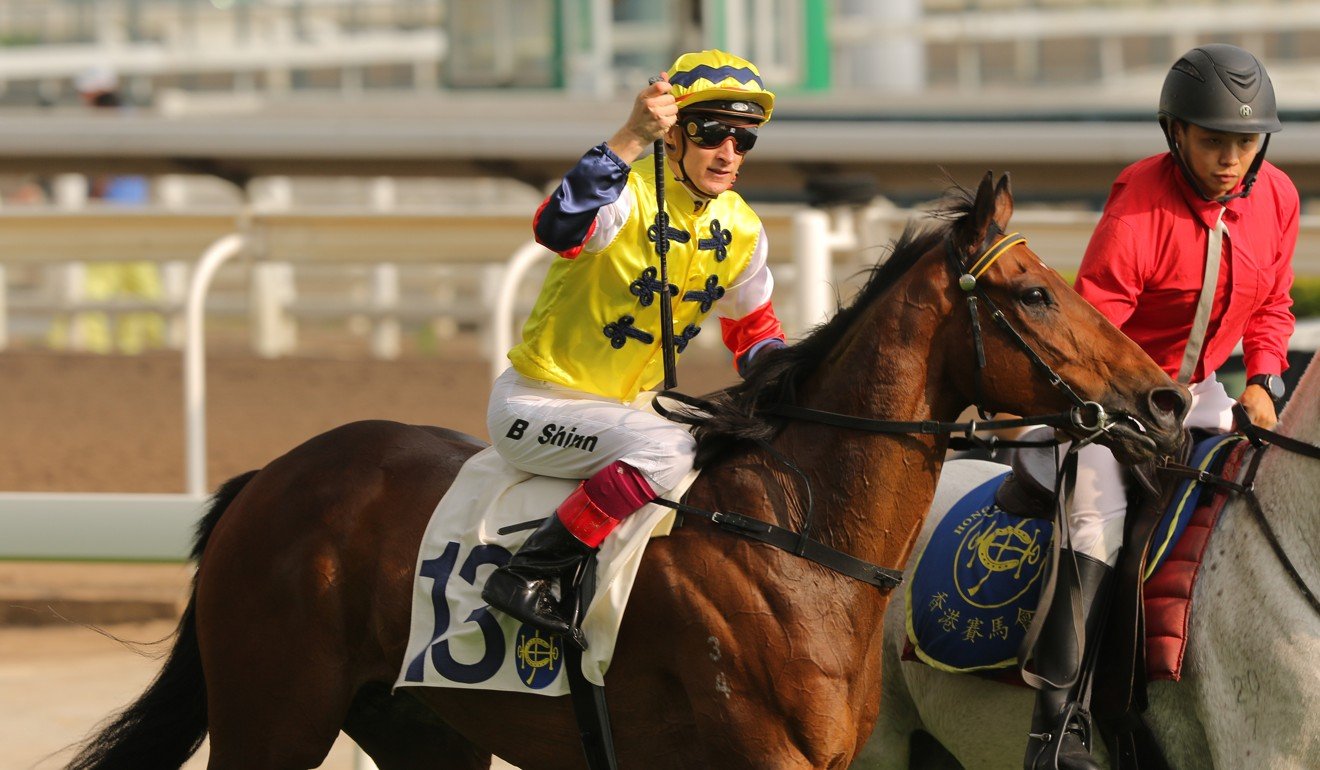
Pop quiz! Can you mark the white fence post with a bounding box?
[790,208,834,335]
[370,263,401,359]
[790,205,865,336]
[492,241,554,384]
[251,261,297,358]
[185,233,247,498]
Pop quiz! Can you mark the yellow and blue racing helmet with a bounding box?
[668,50,775,124]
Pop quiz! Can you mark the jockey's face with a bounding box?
[667,117,757,197]
[1172,121,1262,199]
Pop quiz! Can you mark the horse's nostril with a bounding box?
[1150,387,1190,420]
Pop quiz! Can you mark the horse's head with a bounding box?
[941,172,1189,464]
[686,171,1188,469]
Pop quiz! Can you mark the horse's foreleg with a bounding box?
[853,598,921,769]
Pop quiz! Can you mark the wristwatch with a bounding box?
[1247,373,1286,404]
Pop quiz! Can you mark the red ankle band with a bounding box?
[558,463,658,548]
[556,482,618,548]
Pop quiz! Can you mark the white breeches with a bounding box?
[486,367,697,492]
[1069,374,1237,566]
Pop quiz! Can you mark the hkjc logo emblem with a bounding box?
[954,508,1046,609]
[515,624,563,689]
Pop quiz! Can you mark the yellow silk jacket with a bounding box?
[509,161,760,401]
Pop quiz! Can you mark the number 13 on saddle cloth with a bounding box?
[396,430,699,697]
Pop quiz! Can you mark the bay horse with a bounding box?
[69,173,1188,770]
[858,354,1320,769]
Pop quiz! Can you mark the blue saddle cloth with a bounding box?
[907,433,1242,673]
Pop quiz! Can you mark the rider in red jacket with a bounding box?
[1026,44,1298,770]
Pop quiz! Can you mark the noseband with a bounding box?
[946,229,1115,437]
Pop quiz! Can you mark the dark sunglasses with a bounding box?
[681,116,759,154]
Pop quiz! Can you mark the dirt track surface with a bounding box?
[0,346,739,768]
[0,349,498,494]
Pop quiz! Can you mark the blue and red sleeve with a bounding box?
[533,143,630,258]
[720,300,787,376]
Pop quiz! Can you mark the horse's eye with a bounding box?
[1019,287,1051,307]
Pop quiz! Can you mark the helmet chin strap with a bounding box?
[667,138,719,203]
[1165,126,1271,204]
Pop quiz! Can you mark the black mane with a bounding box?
[681,183,977,466]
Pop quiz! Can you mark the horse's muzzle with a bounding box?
[1105,385,1190,463]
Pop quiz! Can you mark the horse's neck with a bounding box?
[1252,360,1320,565]
[775,261,962,573]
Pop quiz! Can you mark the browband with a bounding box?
[967,231,1027,279]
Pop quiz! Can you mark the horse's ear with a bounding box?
[951,171,997,260]
[992,172,1014,232]
[972,171,996,235]
[953,171,1017,265]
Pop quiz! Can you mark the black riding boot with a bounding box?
[1024,549,1113,770]
[482,513,594,649]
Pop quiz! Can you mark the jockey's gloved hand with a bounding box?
[737,338,787,377]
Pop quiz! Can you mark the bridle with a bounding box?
[949,229,1101,425]
[762,227,1126,445]
[654,227,1139,590]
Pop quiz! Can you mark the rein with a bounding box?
[651,494,907,590]
[1159,404,1320,617]
[760,231,1120,443]
[653,230,1126,592]
[652,390,905,589]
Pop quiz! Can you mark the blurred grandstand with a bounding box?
[0,0,1317,359]
[0,1,1318,202]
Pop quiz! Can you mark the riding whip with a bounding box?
[648,75,679,389]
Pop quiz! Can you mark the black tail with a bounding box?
[66,470,259,770]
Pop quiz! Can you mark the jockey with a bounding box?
[1024,44,1298,770]
[481,50,788,648]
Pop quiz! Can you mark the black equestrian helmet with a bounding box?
[1158,43,1281,135]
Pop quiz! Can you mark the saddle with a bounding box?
[994,428,1253,769]
[992,428,1065,516]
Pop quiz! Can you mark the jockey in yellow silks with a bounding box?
[483,50,787,647]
